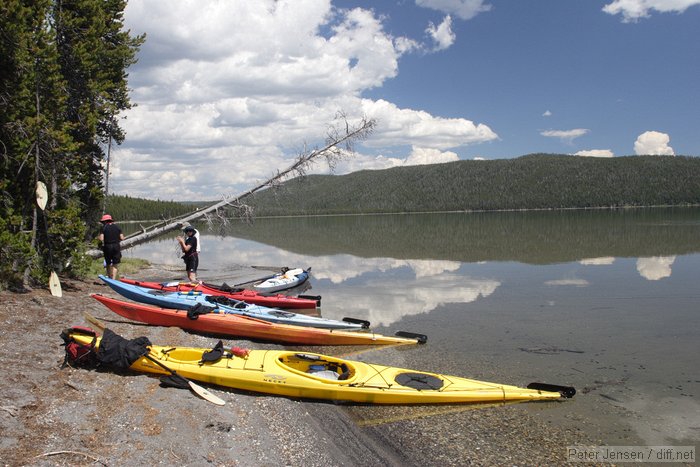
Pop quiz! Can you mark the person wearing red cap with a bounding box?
[98,214,125,279]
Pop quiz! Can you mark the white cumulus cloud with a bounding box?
[111,0,497,200]
[634,131,675,155]
[603,0,700,22]
[426,15,456,51]
[306,145,460,174]
[363,99,497,149]
[405,146,460,165]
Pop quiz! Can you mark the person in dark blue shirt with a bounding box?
[98,214,125,279]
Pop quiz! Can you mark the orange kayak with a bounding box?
[91,294,427,346]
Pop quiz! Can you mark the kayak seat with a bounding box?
[205,295,247,309]
[338,364,351,381]
[211,282,244,293]
[307,364,339,380]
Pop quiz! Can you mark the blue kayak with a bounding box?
[98,275,367,330]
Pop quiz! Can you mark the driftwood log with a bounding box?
[87,116,375,258]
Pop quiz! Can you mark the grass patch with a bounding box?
[87,257,150,277]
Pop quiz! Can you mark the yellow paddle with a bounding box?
[82,311,225,406]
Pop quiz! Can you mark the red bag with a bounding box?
[60,326,98,368]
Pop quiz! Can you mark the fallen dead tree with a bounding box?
[87,115,375,258]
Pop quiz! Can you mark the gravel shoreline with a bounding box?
[0,265,595,466]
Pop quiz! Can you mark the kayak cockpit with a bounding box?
[157,347,205,363]
[277,353,355,382]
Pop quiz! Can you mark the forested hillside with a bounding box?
[242,154,700,216]
[104,195,203,222]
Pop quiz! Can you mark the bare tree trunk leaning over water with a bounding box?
[86,115,376,258]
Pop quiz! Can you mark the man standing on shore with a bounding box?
[98,214,125,279]
[177,225,199,282]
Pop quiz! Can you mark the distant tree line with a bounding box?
[243,154,700,216]
[1,0,143,290]
[104,194,203,222]
[100,153,700,224]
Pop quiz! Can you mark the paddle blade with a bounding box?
[188,381,226,406]
[49,271,62,297]
[159,374,191,390]
[35,181,48,210]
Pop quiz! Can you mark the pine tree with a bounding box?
[54,0,144,232]
[0,0,143,290]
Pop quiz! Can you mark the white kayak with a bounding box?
[253,268,310,293]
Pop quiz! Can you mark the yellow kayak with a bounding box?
[68,331,573,404]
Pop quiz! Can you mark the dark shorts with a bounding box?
[184,254,198,273]
[103,243,122,266]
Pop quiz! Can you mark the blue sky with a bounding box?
[112,0,700,200]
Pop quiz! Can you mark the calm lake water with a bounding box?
[126,207,700,448]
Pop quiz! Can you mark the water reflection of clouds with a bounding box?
[636,256,676,281]
[579,257,616,265]
[184,238,500,327]
[579,255,677,281]
[544,278,589,287]
[311,256,406,284]
[323,273,500,327]
[281,256,498,326]
[409,260,461,278]
[310,257,462,283]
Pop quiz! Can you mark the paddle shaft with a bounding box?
[231,272,279,287]
[231,267,305,287]
[81,311,224,405]
[142,353,225,405]
[38,200,62,297]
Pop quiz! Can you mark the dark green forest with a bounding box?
[243,154,700,216]
[105,153,700,220]
[103,195,201,222]
[1,0,143,289]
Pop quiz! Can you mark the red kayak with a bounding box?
[91,294,426,346]
[119,278,320,310]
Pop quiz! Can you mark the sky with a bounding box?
[111,0,700,201]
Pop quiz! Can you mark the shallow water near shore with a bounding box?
[127,208,700,454]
